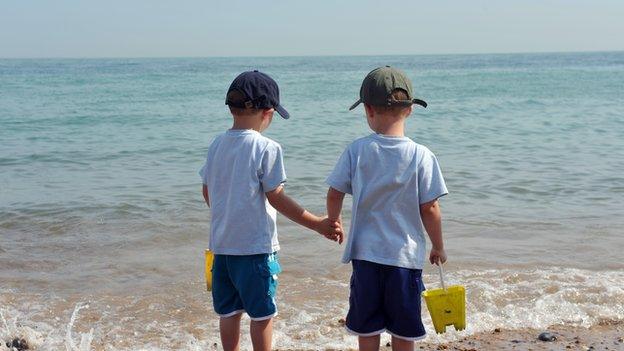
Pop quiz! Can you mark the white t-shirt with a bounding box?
[326,133,448,269]
[200,129,286,255]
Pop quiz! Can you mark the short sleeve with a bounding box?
[199,136,219,186]
[199,161,209,185]
[326,148,352,194]
[418,148,448,204]
[260,143,287,192]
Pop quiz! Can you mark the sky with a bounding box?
[1,0,623,58]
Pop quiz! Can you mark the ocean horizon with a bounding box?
[2,48,623,59]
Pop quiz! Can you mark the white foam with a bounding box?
[422,267,624,343]
[65,304,93,351]
[1,267,623,349]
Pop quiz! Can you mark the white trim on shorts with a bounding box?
[217,309,244,319]
[249,311,277,321]
[345,325,386,337]
[386,329,427,341]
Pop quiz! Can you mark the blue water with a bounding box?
[1,53,624,349]
[2,52,623,253]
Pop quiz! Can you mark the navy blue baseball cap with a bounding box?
[225,70,290,119]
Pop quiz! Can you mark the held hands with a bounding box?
[429,247,447,265]
[315,216,344,244]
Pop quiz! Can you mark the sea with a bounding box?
[1,52,623,350]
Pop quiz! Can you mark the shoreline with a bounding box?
[1,295,622,350]
[2,278,624,350]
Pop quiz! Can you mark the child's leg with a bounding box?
[358,335,381,351]
[219,313,242,351]
[347,260,385,351]
[250,317,273,351]
[390,336,414,351]
[213,255,245,351]
[383,267,426,345]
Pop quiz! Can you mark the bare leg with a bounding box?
[358,335,381,351]
[391,336,414,351]
[250,317,273,351]
[220,313,242,351]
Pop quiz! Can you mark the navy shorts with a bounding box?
[212,252,281,320]
[346,259,426,341]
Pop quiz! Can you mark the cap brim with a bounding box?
[413,99,427,108]
[349,99,362,110]
[275,105,290,119]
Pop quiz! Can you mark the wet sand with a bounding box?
[267,322,624,351]
[410,322,624,351]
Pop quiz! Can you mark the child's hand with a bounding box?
[316,217,344,244]
[429,247,447,265]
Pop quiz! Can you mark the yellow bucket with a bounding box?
[205,249,214,291]
[422,264,466,334]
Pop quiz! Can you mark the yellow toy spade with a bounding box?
[422,263,466,334]
[205,249,214,291]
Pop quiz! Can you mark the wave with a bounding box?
[1,267,622,349]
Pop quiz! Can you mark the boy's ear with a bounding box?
[364,104,374,118]
[262,108,275,118]
[405,105,413,118]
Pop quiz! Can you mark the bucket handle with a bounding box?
[437,263,447,291]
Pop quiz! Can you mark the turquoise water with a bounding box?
[1,52,624,349]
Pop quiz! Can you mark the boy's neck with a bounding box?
[374,119,405,137]
[231,115,263,132]
[365,104,410,137]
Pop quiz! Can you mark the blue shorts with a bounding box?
[346,259,426,341]
[211,252,281,320]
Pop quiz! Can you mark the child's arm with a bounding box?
[326,187,345,244]
[420,199,446,265]
[266,185,342,241]
[202,184,210,207]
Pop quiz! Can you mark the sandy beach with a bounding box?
[3,306,623,350]
[409,322,624,351]
[273,321,624,351]
[3,286,623,350]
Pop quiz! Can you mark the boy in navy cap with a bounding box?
[326,66,448,350]
[200,70,342,351]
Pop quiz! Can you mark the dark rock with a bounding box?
[538,332,557,342]
[494,328,501,333]
[338,318,346,326]
[8,338,29,351]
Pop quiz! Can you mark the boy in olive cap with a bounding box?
[326,66,448,350]
[200,70,342,351]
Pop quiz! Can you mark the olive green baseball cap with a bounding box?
[349,66,427,110]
